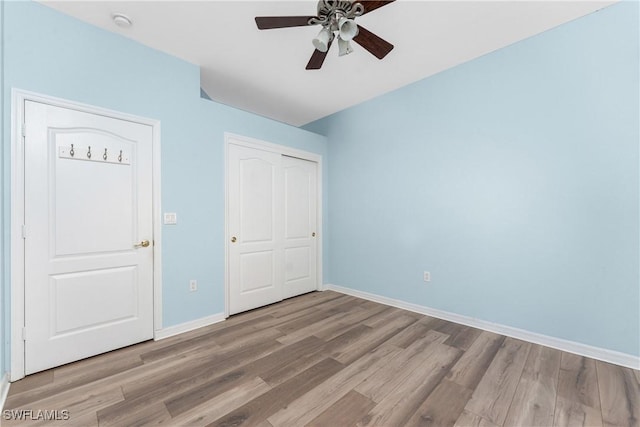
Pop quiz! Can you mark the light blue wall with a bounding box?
[1,1,328,373]
[307,2,639,357]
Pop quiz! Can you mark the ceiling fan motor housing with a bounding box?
[311,0,364,29]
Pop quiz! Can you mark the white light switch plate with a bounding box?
[163,212,177,225]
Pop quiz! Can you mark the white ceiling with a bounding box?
[40,1,616,127]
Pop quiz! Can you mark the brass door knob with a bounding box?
[231,236,237,243]
[135,240,150,248]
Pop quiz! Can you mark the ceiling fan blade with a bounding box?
[352,25,394,59]
[359,1,396,15]
[255,16,316,30]
[306,40,333,70]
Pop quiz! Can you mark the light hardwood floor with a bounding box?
[4,291,639,426]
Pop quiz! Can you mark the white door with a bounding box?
[282,156,318,299]
[228,144,283,314]
[24,100,154,375]
[227,143,318,315]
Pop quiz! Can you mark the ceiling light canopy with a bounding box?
[112,13,133,29]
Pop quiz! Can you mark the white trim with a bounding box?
[224,138,230,319]
[325,284,640,370]
[10,89,163,381]
[154,313,225,340]
[225,132,322,164]
[0,373,9,411]
[152,121,163,333]
[223,132,323,318]
[10,90,26,382]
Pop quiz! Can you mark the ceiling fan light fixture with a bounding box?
[312,27,331,52]
[255,0,396,69]
[338,17,358,41]
[338,37,354,56]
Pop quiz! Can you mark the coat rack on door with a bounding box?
[58,144,130,165]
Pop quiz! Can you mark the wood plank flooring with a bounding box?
[4,291,639,427]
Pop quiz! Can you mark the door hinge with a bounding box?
[21,224,27,239]
[21,123,26,138]
[21,327,27,341]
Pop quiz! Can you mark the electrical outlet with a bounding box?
[423,271,431,282]
[189,280,197,292]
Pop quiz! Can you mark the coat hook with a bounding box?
[70,144,75,157]
[118,150,123,163]
[103,148,108,161]
[87,146,92,159]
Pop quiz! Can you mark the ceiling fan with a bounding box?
[255,0,396,70]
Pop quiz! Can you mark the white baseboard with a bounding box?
[154,313,226,340]
[0,373,10,411]
[324,284,640,370]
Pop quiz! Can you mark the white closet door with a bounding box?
[24,100,154,375]
[227,143,319,315]
[282,156,318,299]
[228,144,284,315]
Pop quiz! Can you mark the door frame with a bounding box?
[224,133,323,318]
[10,89,163,381]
